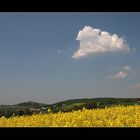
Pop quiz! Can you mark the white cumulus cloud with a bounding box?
[129,83,140,88]
[124,65,131,70]
[72,26,130,59]
[107,71,128,79]
[107,65,131,80]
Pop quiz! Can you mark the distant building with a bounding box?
[29,108,41,113]
[41,107,48,110]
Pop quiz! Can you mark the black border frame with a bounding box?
[0,0,140,12]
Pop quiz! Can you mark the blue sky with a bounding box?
[0,13,140,105]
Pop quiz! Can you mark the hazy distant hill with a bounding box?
[53,97,140,106]
[16,101,47,108]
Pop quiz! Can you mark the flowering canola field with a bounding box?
[0,105,140,127]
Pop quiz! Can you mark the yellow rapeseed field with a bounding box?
[0,105,140,127]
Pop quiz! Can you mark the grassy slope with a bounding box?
[53,97,140,109]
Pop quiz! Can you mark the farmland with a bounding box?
[0,105,140,127]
